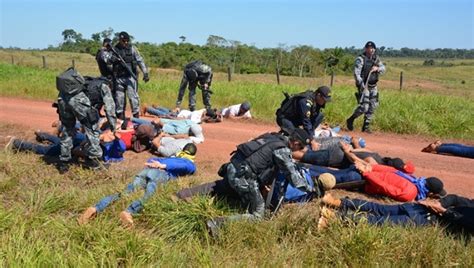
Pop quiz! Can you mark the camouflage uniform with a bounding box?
[95,47,114,78]
[176,61,213,111]
[348,53,385,131]
[224,139,312,221]
[113,44,148,118]
[58,82,116,162]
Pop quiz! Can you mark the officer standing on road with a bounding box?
[276,86,332,137]
[206,129,314,234]
[175,60,213,111]
[56,68,117,173]
[95,38,114,78]
[113,31,149,120]
[346,41,385,133]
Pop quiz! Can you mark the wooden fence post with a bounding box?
[72,59,75,69]
[276,67,280,85]
[42,56,47,69]
[330,72,335,87]
[11,55,15,65]
[399,71,403,91]
[227,66,231,82]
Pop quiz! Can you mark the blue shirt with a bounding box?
[146,157,196,178]
[160,119,194,135]
[102,139,126,162]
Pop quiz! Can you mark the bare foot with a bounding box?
[119,211,134,229]
[321,193,342,208]
[78,207,97,225]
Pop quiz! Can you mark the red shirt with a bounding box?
[118,129,135,150]
[363,164,418,202]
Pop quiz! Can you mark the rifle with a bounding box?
[358,70,374,104]
[108,45,138,81]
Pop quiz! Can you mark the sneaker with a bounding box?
[78,207,97,225]
[119,211,134,228]
[346,117,354,131]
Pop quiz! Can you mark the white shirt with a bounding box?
[221,104,252,118]
[177,109,206,124]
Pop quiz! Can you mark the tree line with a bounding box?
[11,28,474,77]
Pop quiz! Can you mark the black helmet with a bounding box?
[365,41,376,49]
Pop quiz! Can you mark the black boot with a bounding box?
[346,115,356,131]
[132,113,139,119]
[83,157,108,170]
[362,121,372,134]
[57,161,70,174]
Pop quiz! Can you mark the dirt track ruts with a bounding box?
[1,97,473,198]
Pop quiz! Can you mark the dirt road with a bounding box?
[1,97,472,197]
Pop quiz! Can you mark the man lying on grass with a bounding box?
[319,193,474,237]
[78,143,197,228]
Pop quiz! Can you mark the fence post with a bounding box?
[227,66,231,82]
[72,59,75,69]
[42,56,47,69]
[276,67,280,85]
[399,71,403,91]
[330,72,334,87]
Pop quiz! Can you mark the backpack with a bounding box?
[83,76,107,109]
[275,90,314,118]
[56,67,85,96]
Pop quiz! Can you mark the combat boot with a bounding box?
[57,161,70,174]
[132,113,140,119]
[83,157,108,170]
[346,116,356,131]
[362,121,372,134]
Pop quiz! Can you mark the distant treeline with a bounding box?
[4,28,474,77]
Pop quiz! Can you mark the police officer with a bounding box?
[206,129,314,233]
[175,60,213,111]
[346,41,386,133]
[56,68,117,173]
[95,38,114,78]
[113,31,149,120]
[276,86,331,137]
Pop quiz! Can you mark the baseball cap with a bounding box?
[119,31,130,41]
[240,101,251,111]
[365,41,376,49]
[315,86,332,102]
[425,177,447,196]
[289,128,311,146]
[318,173,336,191]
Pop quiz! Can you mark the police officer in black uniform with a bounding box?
[276,86,332,137]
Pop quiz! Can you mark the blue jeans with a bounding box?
[341,198,434,226]
[437,143,474,159]
[309,165,362,184]
[13,132,85,156]
[146,106,177,117]
[94,168,170,215]
[131,117,152,126]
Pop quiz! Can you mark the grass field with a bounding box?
[0,50,474,266]
[0,52,473,140]
[1,146,473,266]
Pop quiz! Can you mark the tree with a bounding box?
[62,29,82,43]
[91,33,101,42]
[179,36,186,43]
[206,35,228,47]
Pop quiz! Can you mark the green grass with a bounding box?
[0,150,473,266]
[0,62,473,140]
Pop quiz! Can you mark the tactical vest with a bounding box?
[113,45,137,78]
[95,49,113,77]
[83,77,108,110]
[231,133,288,184]
[360,54,380,86]
[276,90,314,119]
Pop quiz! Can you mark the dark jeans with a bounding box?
[341,198,435,226]
[437,143,474,159]
[176,179,240,201]
[308,165,362,184]
[13,132,85,156]
[146,106,177,117]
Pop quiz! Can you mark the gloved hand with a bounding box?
[143,73,150,83]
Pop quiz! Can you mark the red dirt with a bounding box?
[1,96,473,198]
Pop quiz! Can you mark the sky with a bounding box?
[1,0,473,49]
